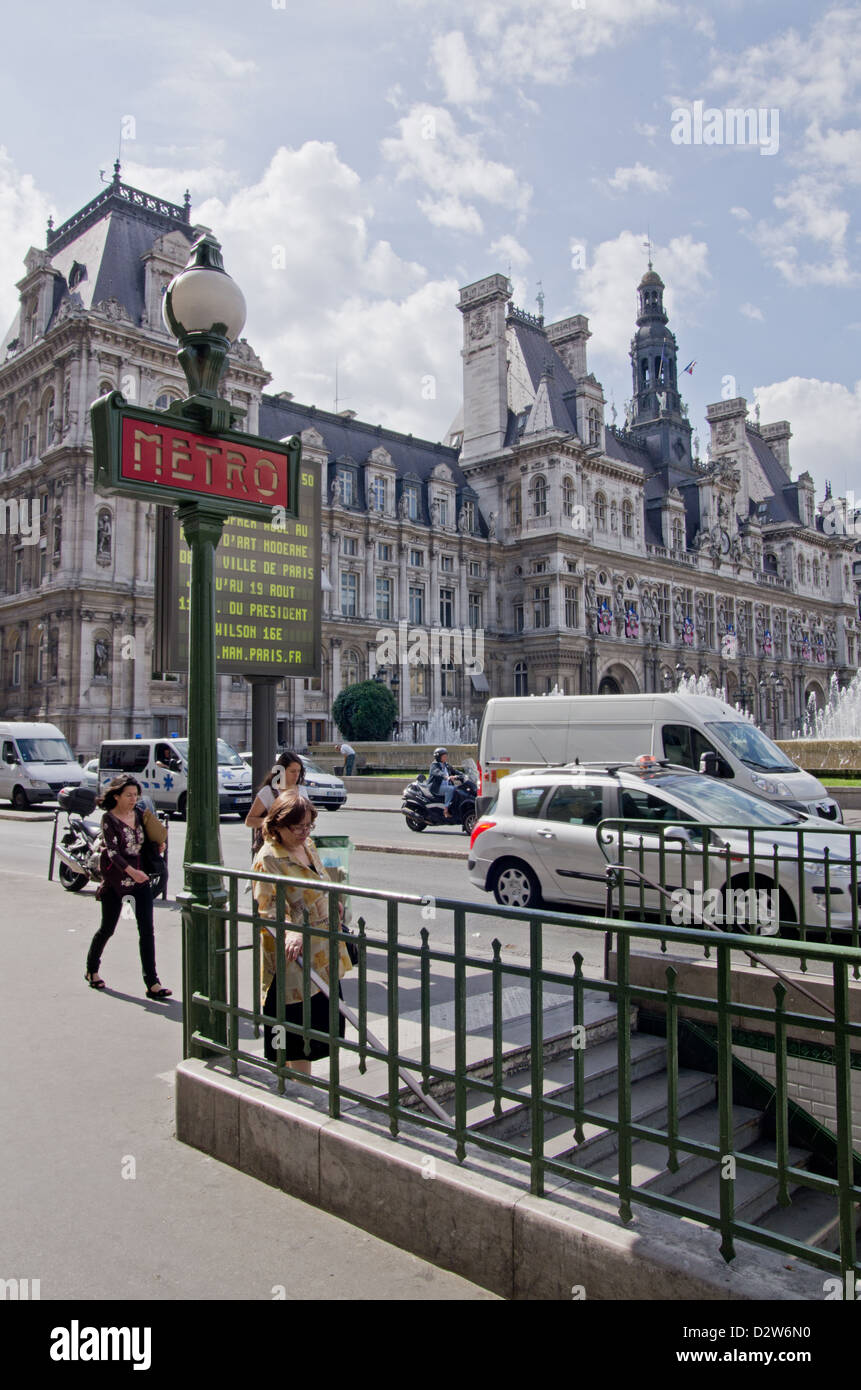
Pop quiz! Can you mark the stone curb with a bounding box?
[0,810,57,822]
[353,842,468,860]
[176,1060,827,1301]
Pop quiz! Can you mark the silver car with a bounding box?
[467,762,859,935]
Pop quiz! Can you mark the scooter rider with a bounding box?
[428,747,462,820]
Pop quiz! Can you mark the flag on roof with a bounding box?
[683,361,696,375]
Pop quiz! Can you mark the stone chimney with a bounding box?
[545,314,591,379]
[760,420,792,475]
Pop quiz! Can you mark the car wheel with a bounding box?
[11,786,30,812]
[405,816,426,832]
[175,793,187,821]
[721,875,785,935]
[491,859,542,910]
[58,861,89,892]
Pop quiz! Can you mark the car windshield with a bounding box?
[651,773,801,827]
[704,721,797,773]
[170,738,244,767]
[17,738,75,764]
[301,758,326,775]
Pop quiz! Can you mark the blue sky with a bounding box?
[1,0,859,494]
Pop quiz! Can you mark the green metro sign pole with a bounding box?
[91,231,300,1057]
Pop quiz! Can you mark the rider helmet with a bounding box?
[433,747,448,759]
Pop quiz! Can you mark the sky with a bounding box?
[1,0,859,497]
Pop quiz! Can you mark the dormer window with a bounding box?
[370,476,386,511]
[460,500,475,532]
[588,408,601,446]
[403,482,419,520]
[68,262,87,289]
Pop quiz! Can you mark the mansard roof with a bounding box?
[258,395,482,514]
[744,427,801,524]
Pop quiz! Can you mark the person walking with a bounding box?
[339,740,356,777]
[84,775,171,998]
[251,790,354,1074]
[245,750,309,854]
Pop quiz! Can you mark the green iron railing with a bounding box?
[183,854,861,1282]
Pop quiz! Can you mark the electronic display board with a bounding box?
[162,459,321,676]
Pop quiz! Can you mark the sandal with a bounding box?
[145,983,172,999]
[85,972,106,990]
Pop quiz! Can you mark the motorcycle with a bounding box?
[401,759,478,835]
[48,784,169,897]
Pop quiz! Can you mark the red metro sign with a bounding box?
[91,391,300,521]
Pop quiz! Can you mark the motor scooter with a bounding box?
[400,760,478,834]
[48,785,169,897]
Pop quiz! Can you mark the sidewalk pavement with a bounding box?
[0,851,494,1301]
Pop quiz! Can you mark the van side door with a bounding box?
[0,740,18,797]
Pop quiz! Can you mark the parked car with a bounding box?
[468,759,858,935]
[240,753,347,811]
[81,757,100,790]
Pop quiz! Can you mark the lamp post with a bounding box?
[163,233,246,1055]
[758,669,786,739]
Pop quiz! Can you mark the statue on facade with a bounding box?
[429,499,440,527]
[487,511,497,538]
[397,492,409,519]
[94,638,110,678]
[97,509,112,561]
[52,510,62,557]
[330,475,343,506]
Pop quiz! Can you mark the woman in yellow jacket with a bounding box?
[252,789,353,1074]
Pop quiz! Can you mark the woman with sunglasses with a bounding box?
[252,789,353,1074]
[84,775,171,999]
[245,750,309,855]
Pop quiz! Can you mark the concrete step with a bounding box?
[586,1100,763,1195]
[757,1186,860,1253]
[674,1139,811,1226]
[508,1066,718,1168]
[462,1033,667,1140]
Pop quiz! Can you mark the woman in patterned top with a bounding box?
[84,775,171,999]
[252,789,353,1074]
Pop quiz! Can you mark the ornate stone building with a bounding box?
[0,171,855,753]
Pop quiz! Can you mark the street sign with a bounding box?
[91,391,300,521]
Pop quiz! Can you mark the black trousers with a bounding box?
[263,981,345,1062]
[87,882,158,989]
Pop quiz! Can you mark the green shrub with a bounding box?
[332,680,397,742]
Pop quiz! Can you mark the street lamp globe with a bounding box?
[163,231,246,342]
[162,231,246,426]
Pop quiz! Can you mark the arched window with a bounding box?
[530,475,547,518]
[588,408,601,446]
[36,627,48,683]
[41,393,55,452]
[594,493,607,530]
[562,477,575,518]
[812,558,820,587]
[622,499,634,540]
[20,414,33,464]
[342,649,361,688]
[514,661,528,697]
[508,483,522,528]
[155,391,181,411]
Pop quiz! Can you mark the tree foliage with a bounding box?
[332,680,397,742]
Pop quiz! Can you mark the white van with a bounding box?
[0,722,85,809]
[476,693,841,822]
[98,736,253,818]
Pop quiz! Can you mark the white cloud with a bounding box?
[189,143,460,438]
[607,163,670,194]
[489,233,531,271]
[753,377,861,496]
[745,174,859,287]
[708,7,861,124]
[803,122,861,183]
[0,147,52,334]
[208,50,258,80]
[570,229,710,364]
[740,303,764,321]
[381,103,531,233]
[120,159,240,204]
[634,121,659,138]
[730,206,750,220]
[431,30,489,105]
